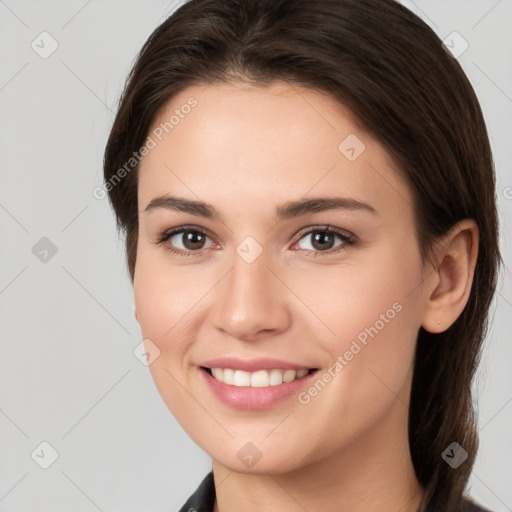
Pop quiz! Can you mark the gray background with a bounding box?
[0,1,510,511]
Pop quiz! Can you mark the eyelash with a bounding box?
[151,224,357,258]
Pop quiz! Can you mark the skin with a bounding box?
[133,81,478,512]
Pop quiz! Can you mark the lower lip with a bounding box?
[199,367,319,410]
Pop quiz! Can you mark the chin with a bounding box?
[208,441,309,476]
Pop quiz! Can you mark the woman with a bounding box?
[103,0,501,511]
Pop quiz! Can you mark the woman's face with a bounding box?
[134,81,429,474]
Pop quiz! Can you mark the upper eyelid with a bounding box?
[294,224,353,240]
[159,225,217,244]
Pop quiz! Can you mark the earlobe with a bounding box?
[421,219,479,333]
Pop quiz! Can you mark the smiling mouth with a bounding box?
[200,366,318,387]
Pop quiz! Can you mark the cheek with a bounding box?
[133,256,202,427]
[134,237,205,326]
[133,245,191,362]
[293,242,422,345]
[291,240,424,404]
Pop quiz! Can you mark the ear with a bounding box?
[421,219,479,333]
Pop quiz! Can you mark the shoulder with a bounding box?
[178,471,216,512]
[461,496,494,512]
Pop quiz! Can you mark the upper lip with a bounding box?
[199,357,316,372]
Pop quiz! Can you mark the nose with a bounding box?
[210,250,291,342]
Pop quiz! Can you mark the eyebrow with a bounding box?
[143,194,378,222]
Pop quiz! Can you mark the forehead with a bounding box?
[137,81,414,222]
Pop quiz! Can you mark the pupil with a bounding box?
[184,231,204,250]
[312,232,334,251]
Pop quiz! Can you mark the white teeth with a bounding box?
[282,369,296,382]
[250,370,269,387]
[209,367,311,387]
[269,368,284,386]
[234,370,251,387]
[211,368,223,380]
[223,368,235,385]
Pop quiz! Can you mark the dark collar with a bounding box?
[178,471,215,512]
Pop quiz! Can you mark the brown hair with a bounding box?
[103,1,501,510]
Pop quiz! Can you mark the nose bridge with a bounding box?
[211,247,289,340]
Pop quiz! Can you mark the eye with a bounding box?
[292,225,356,255]
[152,226,216,256]
[152,224,356,258]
